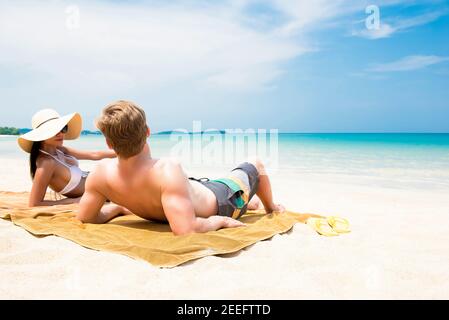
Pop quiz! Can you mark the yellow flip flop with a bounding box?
[327,216,351,233]
[306,218,339,237]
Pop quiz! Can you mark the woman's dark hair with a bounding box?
[29,141,42,179]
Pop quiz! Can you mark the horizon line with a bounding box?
[1,127,449,135]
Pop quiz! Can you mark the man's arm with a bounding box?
[160,160,245,235]
[76,171,125,224]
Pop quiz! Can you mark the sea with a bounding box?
[1,133,449,191]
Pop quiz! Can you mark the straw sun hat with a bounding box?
[18,109,82,153]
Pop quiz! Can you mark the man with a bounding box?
[77,100,285,235]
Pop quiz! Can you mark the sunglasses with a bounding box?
[60,125,68,134]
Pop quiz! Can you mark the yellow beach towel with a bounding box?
[0,191,323,268]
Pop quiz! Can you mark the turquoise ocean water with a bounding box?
[1,133,449,190]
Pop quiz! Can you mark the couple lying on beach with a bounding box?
[18,100,285,235]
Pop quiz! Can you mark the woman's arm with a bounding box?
[29,159,81,207]
[32,197,82,207]
[61,146,116,161]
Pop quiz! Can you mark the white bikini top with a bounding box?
[39,149,89,196]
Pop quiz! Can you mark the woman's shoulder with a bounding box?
[57,146,78,161]
[51,146,71,157]
[36,153,57,169]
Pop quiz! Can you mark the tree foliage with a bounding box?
[0,127,20,135]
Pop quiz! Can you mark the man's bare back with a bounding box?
[77,100,284,235]
[88,148,219,221]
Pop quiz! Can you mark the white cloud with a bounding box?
[352,23,396,39]
[271,0,348,36]
[353,9,448,39]
[0,1,308,93]
[0,0,392,94]
[271,0,413,37]
[0,0,426,95]
[204,65,284,91]
[367,55,449,72]
[0,0,436,100]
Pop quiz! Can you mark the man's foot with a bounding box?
[264,203,286,213]
[275,203,286,213]
[247,196,262,210]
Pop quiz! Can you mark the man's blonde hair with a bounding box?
[96,100,148,158]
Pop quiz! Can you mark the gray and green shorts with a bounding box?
[189,162,260,220]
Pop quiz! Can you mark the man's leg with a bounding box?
[247,157,285,213]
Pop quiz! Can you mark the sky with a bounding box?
[0,0,448,132]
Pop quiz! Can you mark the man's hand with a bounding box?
[192,216,246,233]
[210,216,246,228]
[97,203,131,222]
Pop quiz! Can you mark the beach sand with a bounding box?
[1,159,449,299]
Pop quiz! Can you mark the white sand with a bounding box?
[1,161,449,299]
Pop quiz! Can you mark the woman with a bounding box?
[18,109,116,207]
